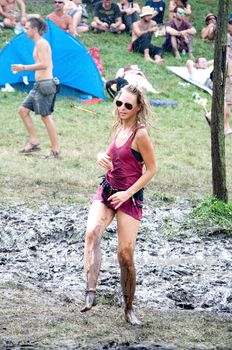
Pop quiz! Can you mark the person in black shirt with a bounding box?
[91,0,125,33]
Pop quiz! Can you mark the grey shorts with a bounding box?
[22,79,57,116]
[225,77,232,105]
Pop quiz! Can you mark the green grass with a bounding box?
[190,196,232,235]
[0,0,232,205]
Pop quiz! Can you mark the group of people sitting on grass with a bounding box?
[1,0,232,134]
[0,0,217,62]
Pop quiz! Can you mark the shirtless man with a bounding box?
[11,17,59,158]
[0,0,39,28]
[47,0,74,35]
[131,6,164,63]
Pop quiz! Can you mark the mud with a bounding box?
[0,199,231,349]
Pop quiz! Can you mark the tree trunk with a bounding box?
[211,0,230,202]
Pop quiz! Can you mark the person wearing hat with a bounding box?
[201,13,217,41]
[47,0,75,35]
[144,0,166,25]
[130,6,164,64]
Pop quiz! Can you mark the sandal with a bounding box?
[19,143,41,153]
[43,150,60,159]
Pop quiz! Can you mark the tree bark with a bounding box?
[211,0,230,202]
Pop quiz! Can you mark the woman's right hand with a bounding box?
[97,153,113,171]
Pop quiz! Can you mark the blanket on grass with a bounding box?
[167,66,213,96]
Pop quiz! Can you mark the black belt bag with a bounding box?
[100,176,143,208]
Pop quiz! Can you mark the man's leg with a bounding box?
[116,210,141,326]
[171,36,181,59]
[41,115,59,153]
[81,200,115,312]
[187,35,194,59]
[224,103,232,134]
[18,106,39,146]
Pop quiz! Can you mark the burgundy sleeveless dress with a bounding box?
[93,126,145,221]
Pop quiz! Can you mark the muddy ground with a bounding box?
[0,199,231,350]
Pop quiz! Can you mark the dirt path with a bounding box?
[0,199,231,349]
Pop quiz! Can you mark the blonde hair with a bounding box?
[113,85,153,131]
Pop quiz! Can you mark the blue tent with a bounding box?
[0,20,105,100]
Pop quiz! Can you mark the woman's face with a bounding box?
[116,91,141,123]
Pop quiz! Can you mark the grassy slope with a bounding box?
[0,0,232,204]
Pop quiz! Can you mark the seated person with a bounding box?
[0,0,40,29]
[131,6,164,64]
[201,13,217,41]
[64,0,89,34]
[145,0,165,25]
[117,0,140,33]
[169,0,191,22]
[164,6,196,59]
[47,0,74,35]
[91,0,125,33]
[186,57,213,88]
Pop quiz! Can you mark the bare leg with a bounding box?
[41,115,58,152]
[73,11,82,30]
[18,106,39,145]
[154,54,164,64]
[224,103,232,134]
[187,35,194,59]
[117,211,141,326]
[171,36,181,59]
[144,48,152,62]
[81,200,114,312]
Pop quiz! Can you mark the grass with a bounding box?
[1,0,232,205]
[189,195,232,235]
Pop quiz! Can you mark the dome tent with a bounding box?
[0,20,105,100]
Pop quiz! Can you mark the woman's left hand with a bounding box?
[108,191,131,209]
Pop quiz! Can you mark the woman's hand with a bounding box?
[108,191,131,209]
[97,152,113,171]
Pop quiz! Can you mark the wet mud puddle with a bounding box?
[0,199,231,314]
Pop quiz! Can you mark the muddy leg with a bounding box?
[117,211,142,326]
[81,201,114,312]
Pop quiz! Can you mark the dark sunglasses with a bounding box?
[207,16,216,21]
[54,1,64,3]
[115,100,133,110]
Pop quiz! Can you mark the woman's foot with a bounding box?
[125,309,142,326]
[80,290,96,312]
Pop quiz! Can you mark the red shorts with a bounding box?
[92,185,142,221]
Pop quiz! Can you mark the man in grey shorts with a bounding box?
[11,17,59,158]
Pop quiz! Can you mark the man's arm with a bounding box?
[16,0,26,17]
[133,20,157,37]
[67,15,75,35]
[12,40,50,72]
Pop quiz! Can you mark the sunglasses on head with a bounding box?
[115,100,133,110]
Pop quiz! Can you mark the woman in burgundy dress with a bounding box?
[81,85,156,326]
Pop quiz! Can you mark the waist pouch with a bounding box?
[35,79,59,96]
[100,176,143,208]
